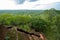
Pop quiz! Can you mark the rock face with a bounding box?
[18,32,30,40]
[0,26,7,40]
[6,27,18,40]
[17,29,47,40]
[3,27,47,40]
[18,32,40,40]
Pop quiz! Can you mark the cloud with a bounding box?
[0,0,60,10]
[15,0,25,4]
[29,0,38,2]
[15,0,38,4]
[51,2,60,10]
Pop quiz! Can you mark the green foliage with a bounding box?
[0,14,13,25]
[39,9,60,40]
[30,17,48,33]
[0,9,60,40]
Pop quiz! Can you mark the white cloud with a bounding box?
[37,0,60,4]
[0,0,60,10]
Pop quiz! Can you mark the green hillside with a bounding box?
[0,9,60,40]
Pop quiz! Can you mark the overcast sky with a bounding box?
[0,0,60,10]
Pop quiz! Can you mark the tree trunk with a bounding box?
[0,25,7,40]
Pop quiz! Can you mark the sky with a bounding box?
[0,0,60,10]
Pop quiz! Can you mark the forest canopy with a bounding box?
[0,9,60,40]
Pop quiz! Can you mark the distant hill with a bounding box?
[0,9,60,15]
[0,10,44,15]
[0,10,43,13]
